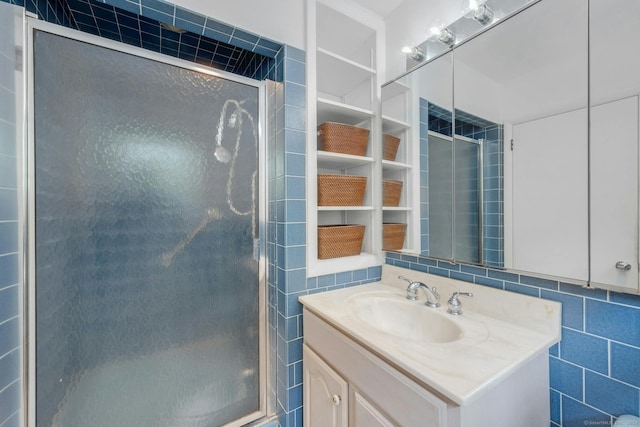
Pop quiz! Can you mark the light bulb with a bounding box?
[437,28,456,47]
[402,46,425,62]
[472,4,494,25]
[460,0,480,16]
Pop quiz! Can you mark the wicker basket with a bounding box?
[383,179,403,206]
[383,134,401,161]
[318,225,365,259]
[318,174,367,206]
[383,223,407,251]
[318,122,370,156]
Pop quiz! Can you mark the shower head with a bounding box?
[215,146,231,164]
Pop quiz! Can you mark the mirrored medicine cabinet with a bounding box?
[381,0,640,294]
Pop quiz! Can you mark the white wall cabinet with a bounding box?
[303,309,550,427]
[511,109,589,281]
[306,0,386,276]
[510,95,640,293]
[590,96,639,291]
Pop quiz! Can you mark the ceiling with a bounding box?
[350,0,405,17]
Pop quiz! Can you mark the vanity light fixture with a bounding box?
[402,46,425,61]
[437,28,456,47]
[472,4,494,25]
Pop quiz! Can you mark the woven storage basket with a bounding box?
[383,223,407,251]
[383,179,403,206]
[318,122,370,156]
[383,134,401,161]
[318,225,365,259]
[318,174,367,206]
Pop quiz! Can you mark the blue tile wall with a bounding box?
[0,0,283,80]
[266,43,385,427]
[419,98,429,256]
[0,3,22,426]
[481,124,503,267]
[387,254,640,426]
[6,0,75,27]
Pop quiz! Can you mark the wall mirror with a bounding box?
[382,0,640,294]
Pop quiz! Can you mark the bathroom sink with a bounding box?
[347,292,463,343]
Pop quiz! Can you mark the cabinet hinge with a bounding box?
[510,139,514,151]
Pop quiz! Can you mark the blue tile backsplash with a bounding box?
[387,253,640,425]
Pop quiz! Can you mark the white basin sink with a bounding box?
[347,292,463,343]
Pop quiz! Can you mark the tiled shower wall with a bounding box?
[2,0,279,79]
[0,1,379,426]
[0,3,22,426]
[386,253,640,426]
[266,42,384,426]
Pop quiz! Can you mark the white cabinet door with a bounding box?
[351,390,396,427]
[303,344,348,427]
[590,96,639,290]
[512,109,589,280]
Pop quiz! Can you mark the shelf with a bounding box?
[316,2,376,65]
[317,97,374,125]
[382,159,412,171]
[318,151,374,170]
[382,115,410,133]
[318,206,375,211]
[308,0,385,277]
[317,48,375,98]
[382,80,410,101]
[383,206,412,211]
[312,252,383,277]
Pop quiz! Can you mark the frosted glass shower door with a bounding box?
[33,30,263,427]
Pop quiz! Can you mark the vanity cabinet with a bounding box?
[303,308,551,427]
[304,344,397,427]
[303,345,349,427]
[305,0,385,276]
[303,310,448,426]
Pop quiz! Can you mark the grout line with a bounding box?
[0,377,19,395]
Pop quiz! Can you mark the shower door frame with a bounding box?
[23,18,269,427]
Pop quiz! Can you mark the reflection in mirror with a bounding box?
[453,0,589,277]
[415,53,453,260]
[404,0,532,70]
[383,0,590,281]
[381,52,453,258]
[497,0,588,280]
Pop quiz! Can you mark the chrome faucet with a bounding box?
[398,276,440,308]
[447,292,473,315]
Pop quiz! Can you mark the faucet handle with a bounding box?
[447,292,473,315]
[398,275,413,284]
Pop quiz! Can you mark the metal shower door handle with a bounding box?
[616,261,632,271]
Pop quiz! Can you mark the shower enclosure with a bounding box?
[428,132,482,264]
[27,21,266,427]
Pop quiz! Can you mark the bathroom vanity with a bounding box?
[299,265,561,426]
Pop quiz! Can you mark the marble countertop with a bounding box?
[299,265,562,405]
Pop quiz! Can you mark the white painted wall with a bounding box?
[170,0,305,49]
